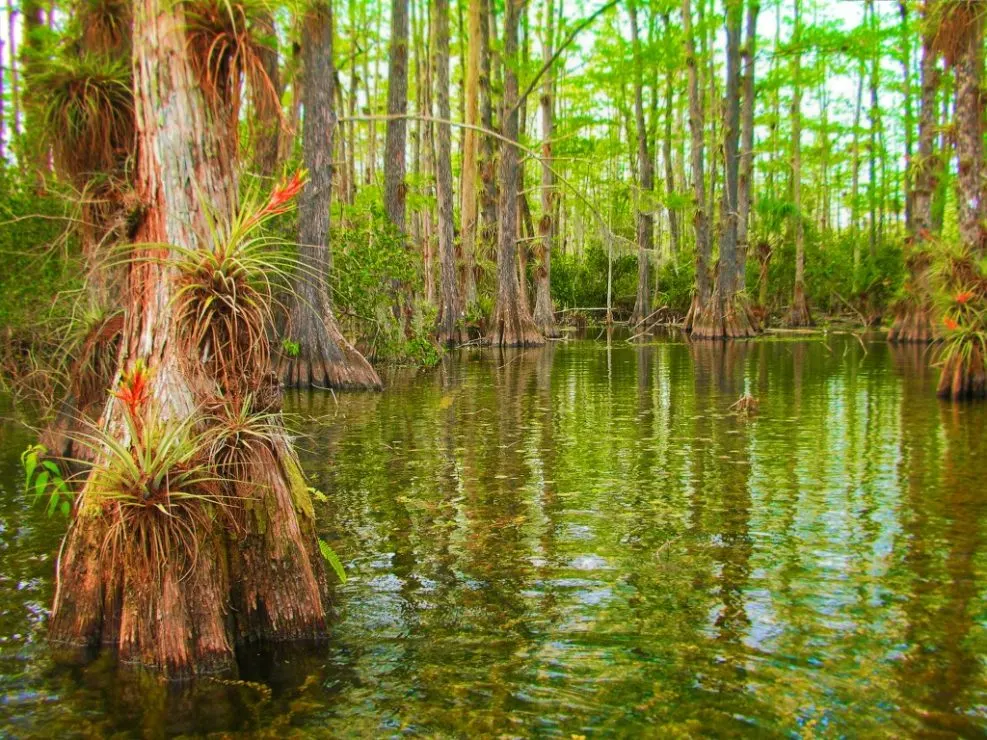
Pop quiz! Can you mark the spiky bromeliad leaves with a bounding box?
[34,54,133,183]
[63,364,232,585]
[185,0,281,151]
[172,171,310,396]
[930,239,987,399]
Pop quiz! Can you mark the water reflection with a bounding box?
[1,336,986,736]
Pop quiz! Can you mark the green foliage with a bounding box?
[551,244,638,315]
[21,444,72,517]
[331,194,438,365]
[318,538,347,584]
[930,239,987,373]
[757,213,905,318]
[282,338,301,357]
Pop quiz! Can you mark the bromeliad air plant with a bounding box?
[930,238,987,399]
[112,359,151,421]
[173,170,310,395]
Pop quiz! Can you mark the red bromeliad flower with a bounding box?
[112,360,151,420]
[955,291,974,305]
[262,170,307,218]
[243,170,307,231]
[944,317,960,331]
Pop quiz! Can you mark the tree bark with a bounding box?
[787,0,812,327]
[899,0,914,235]
[952,4,985,253]
[279,1,381,390]
[682,0,711,332]
[434,0,463,344]
[488,0,543,347]
[21,0,48,182]
[889,0,939,344]
[533,0,558,337]
[628,0,653,332]
[251,11,282,177]
[50,0,330,677]
[478,0,498,275]
[460,0,482,307]
[937,0,987,399]
[736,0,758,283]
[384,0,410,231]
[662,12,680,261]
[693,0,758,339]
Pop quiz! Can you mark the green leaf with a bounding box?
[308,486,328,503]
[318,539,347,584]
[60,500,71,517]
[22,447,38,491]
[34,471,50,502]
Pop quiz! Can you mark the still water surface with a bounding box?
[1,335,987,737]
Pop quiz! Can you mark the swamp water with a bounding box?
[1,335,986,737]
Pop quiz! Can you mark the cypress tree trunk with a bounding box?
[851,61,864,289]
[682,0,711,332]
[889,0,939,344]
[951,4,985,253]
[787,0,812,327]
[488,0,543,347]
[20,0,47,181]
[478,0,498,275]
[937,0,986,398]
[662,12,680,261]
[49,0,330,677]
[252,11,282,177]
[385,0,410,231]
[693,0,758,339]
[899,0,915,235]
[434,0,463,344]
[533,0,558,337]
[279,0,381,390]
[628,0,653,332]
[736,0,758,283]
[460,0,482,307]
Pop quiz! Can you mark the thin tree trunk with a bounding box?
[851,61,864,289]
[693,0,756,339]
[434,0,463,344]
[899,0,914,235]
[628,0,653,331]
[50,0,331,677]
[867,0,880,259]
[385,0,410,231]
[889,0,939,344]
[460,0,482,307]
[21,0,47,181]
[787,0,811,327]
[736,0,758,286]
[280,0,382,390]
[478,0,498,274]
[489,0,543,346]
[252,12,282,176]
[662,11,680,261]
[533,0,558,337]
[682,0,711,331]
[7,0,19,139]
